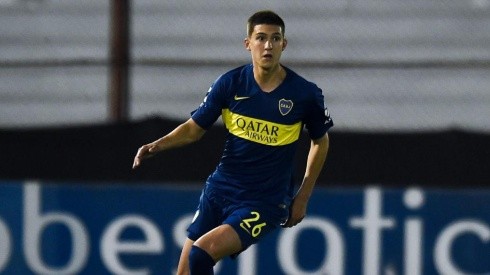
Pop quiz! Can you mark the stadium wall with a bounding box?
[0,117,489,188]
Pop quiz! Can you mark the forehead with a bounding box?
[251,24,283,35]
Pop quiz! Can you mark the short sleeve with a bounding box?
[304,87,333,140]
[191,76,228,129]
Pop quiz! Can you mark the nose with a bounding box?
[265,40,273,49]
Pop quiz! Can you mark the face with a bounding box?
[244,24,287,70]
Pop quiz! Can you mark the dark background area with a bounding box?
[1,116,488,188]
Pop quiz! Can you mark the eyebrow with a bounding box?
[255,32,282,36]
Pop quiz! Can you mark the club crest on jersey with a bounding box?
[278,99,293,116]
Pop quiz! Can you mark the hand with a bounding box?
[282,197,307,228]
[132,143,159,169]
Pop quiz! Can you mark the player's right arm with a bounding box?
[132,118,206,169]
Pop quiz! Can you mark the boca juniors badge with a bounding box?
[278,99,293,116]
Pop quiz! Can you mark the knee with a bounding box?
[188,245,215,274]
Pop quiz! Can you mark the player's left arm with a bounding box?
[284,133,330,227]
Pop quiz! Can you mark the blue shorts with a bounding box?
[187,185,289,255]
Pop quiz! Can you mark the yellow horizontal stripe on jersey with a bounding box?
[222,109,302,146]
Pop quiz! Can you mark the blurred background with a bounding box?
[1,0,489,186]
[0,0,489,274]
[0,0,489,131]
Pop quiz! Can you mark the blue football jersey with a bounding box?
[191,64,333,206]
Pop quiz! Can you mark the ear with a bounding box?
[244,38,251,51]
[282,38,288,51]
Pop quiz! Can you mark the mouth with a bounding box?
[262,54,273,59]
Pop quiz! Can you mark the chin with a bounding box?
[259,61,277,68]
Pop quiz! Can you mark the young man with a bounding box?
[133,10,333,275]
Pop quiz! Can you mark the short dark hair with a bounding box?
[247,10,285,37]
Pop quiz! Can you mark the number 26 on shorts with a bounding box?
[240,211,267,238]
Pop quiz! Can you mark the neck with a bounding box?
[253,64,286,93]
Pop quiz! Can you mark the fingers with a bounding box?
[132,144,156,169]
[132,155,142,169]
[132,149,143,169]
[282,216,305,228]
[281,198,307,228]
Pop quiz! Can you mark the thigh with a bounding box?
[193,224,242,261]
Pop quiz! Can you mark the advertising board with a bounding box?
[0,181,488,274]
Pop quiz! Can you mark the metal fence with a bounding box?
[1,0,489,131]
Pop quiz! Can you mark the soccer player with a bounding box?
[132,10,333,275]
